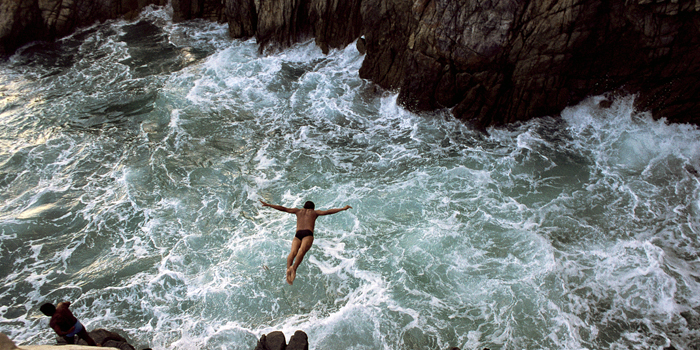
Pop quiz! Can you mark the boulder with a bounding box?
[253,330,308,350]
[286,330,308,350]
[254,331,286,350]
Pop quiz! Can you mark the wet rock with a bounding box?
[254,331,286,350]
[56,328,136,350]
[225,0,257,39]
[355,36,366,55]
[253,330,308,350]
[0,0,168,55]
[286,330,308,350]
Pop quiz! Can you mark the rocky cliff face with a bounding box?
[359,0,700,129]
[0,0,167,55]
[225,0,700,129]
[2,0,700,129]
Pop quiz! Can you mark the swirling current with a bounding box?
[1,6,700,350]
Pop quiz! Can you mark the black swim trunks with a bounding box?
[295,229,313,240]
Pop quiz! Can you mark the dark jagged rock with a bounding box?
[225,0,257,39]
[0,0,167,55]
[0,0,44,55]
[359,0,700,129]
[254,331,286,350]
[286,330,308,350]
[254,330,309,350]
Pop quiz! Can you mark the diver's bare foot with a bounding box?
[286,267,293,285]
[288,267,296,284]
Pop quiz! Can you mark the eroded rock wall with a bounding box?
[172,0,225,22]
[354,0,700,129]
[224,0,700,128]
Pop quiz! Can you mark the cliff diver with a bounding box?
[259,199,352,285]
[40,301,99,346]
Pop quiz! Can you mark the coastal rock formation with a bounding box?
[2,0,700,128]
[226,0,700,129]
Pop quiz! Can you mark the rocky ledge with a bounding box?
[2,0,700,129]
[1,330,309,350]
[0,330,137,350]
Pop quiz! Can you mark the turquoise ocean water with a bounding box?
[1,6,700,350]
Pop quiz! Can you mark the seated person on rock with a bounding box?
[40,301,99,346]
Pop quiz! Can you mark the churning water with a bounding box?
[1,6,700,350]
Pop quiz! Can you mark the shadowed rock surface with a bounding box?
[2,0,700,129]
[0,0,169,55]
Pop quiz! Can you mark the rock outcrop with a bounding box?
[2,0,700,129]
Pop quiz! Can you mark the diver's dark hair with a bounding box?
[304,201,315,209]
[40,303,56,316]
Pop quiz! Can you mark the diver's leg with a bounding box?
[289,236,314,284]
[287,237,302,284]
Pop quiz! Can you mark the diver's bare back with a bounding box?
[295,209,320,232]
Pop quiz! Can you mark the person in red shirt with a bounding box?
[40,302,98,346]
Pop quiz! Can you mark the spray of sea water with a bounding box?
[1,6,700,350]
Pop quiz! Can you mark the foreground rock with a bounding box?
[54,329,136,350]
[1,332,120,350]
[2,0,700,129]
[254,330,308,350]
